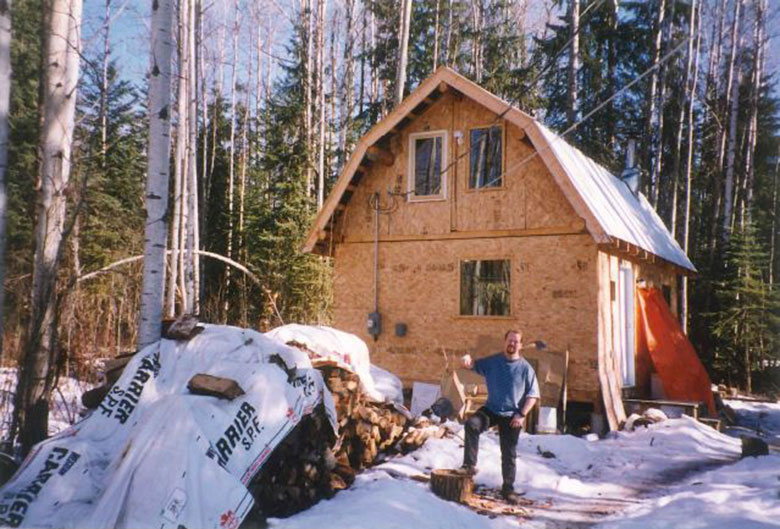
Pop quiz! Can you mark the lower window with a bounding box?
[460,259,511,316]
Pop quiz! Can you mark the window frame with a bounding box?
[407,130,449,202]
[457,257,513,318]
[467,123,506,191]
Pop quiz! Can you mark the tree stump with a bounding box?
[430,469,473,503]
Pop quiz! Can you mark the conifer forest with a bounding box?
[0,0,777,449]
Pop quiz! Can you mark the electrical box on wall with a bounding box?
[367,312,382,338]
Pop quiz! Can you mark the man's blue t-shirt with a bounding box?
[473,353,541,417]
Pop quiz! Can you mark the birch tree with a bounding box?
[316,0,326,208]
[670,0,697,236]
[0,0,10,351]
[722,0,744,241]
[740,0,765,228]
[681,0,701,332]
[643,0,666,198]
[186,0,199,314]
[165,0,189,318]
[567,0,579,128]
[138,0,174,349]
[223,0,239,319]
[13,0,83,452]
[339,0,355,170]
[394,0,412,106]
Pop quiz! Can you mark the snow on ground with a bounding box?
[0,367,92,439]
[724,398,780,445]
[2,360,779,528]
[271,410,779,529]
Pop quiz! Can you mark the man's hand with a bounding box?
[461,354,473,369]
[510,414,524,429]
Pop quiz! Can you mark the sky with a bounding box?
[84,0,780,106]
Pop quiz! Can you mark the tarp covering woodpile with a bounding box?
[266,324,397,403]
[637,288,717,416]
[0,325,337,529]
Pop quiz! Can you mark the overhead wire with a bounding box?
[431,0,609,180]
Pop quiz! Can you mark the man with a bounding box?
[460,329,540,504]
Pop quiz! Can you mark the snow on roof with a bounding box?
[536,123,696,272]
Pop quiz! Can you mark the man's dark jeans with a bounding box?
[463,406,521,492]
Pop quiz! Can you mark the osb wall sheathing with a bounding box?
[597,250,680,402]
[335,91,584,243]
[333,234,601,404]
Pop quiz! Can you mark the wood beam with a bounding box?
[366,145,395,166]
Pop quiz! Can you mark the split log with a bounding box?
[187,374,245,400]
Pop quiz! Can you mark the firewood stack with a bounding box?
[245,359,445,521]
[317,361,410,470]
[247,404,337,519]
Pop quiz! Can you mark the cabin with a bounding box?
[303,68,697,431]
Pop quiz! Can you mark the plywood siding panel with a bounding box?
[333,234,600,404]
[334,93,584,243]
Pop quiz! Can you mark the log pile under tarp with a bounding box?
[81,324,444,523]
[245,360,445,521]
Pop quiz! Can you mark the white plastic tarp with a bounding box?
[0,325,337,529]
[266,324,394,403]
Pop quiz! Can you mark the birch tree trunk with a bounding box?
[13,0,83,452]
[722,0,744,242]
[643,0,666,197]
[671,0,697,236]
[339,0,355,170]
[187,0,199,314]
[445,0,452,67]
[649,10,672,208]
[370,8,378,107]
[433,0,440,71]
[0,0,10,356]
[705,0,731,262]
[223,0,239,319]
[567,0,580,128]
[740,0,765,229]
[138,0,174,349]
[682,0,702,333]
[316,0,327,208]
[304,0,314,197]
[358,5,366,115]
[394,0,412,106]
[237,29,252,324]
[166,0,189,318]
[470,0,482,83]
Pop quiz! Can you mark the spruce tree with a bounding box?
[711,222,779,392]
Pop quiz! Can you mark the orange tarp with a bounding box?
[636,288,716,416]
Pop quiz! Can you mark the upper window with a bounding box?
[460,259,511,316]
[469,126,503,189]
[409,131,447,199]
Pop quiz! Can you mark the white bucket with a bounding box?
[537,406,557,434]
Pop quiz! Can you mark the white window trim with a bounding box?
[408,130,448,202]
